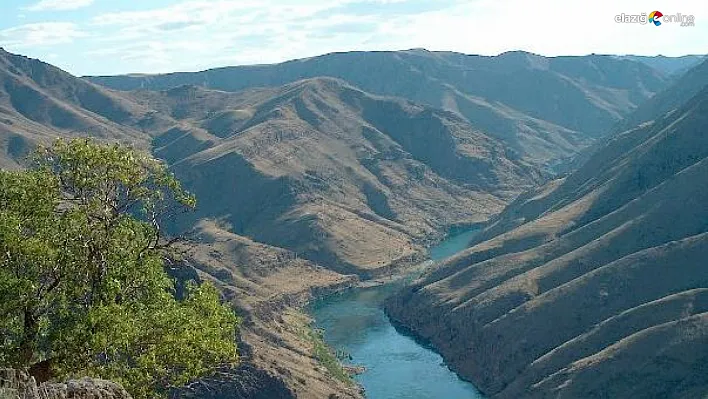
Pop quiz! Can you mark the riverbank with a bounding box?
[177,223,485,398]
[174,225,365,399]
[351,224,488,289]
[308,227,484,398]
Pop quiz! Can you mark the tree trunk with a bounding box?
[20,309,56,383]
[19,308,38,366]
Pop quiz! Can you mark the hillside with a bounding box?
[0,48,175,168]
[386,73,708,397]
[621,58,708,129]
[173,220,362,399]
[135,77,540,275]
[0,50,363,396]
[0,49,541,275]
[87,49,671,168]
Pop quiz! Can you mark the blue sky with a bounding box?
[0,0,706,76]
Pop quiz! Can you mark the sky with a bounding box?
[0,0,706,76]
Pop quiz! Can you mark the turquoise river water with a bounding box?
[309,228,484,398]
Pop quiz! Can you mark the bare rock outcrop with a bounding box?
[0,369,131,399]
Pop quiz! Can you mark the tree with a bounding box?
[0,138,239,398]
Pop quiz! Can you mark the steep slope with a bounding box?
[0,48,177,168]
[174,220,362,399]
[88,49,670,167]
[622,58,708,129]
[556,57,708,176]
[138,78,540,276]
[386,82,708,397]
[617,54,705,76]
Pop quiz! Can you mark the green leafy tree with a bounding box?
[0,138,239,398]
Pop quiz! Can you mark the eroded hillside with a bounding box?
[386,68,708,398]
[0,49,542,276]
[136,78,540,275]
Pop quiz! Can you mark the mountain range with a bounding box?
[0,47,548,274]
[87,49,673,170]
[1,46,707,398]
[138,77,543,275]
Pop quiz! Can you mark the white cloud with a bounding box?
[355,0,708,57]
[91,0,345,32]
[0,22,87,48]
[4,0,707,75]
[71,0,706,74]
[79,0,359,72]
[26,0,94,11]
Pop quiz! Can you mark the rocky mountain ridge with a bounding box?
[87,49,674,169]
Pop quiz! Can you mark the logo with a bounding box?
[614,11,694,27]
[649,11,663,26]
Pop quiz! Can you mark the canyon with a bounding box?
[1,46,707,398]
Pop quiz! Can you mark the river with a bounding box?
[309,228,484,398]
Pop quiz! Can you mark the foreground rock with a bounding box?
[0,369,131,399]
[173,363,293,399]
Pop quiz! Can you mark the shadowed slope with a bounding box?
[617,54,705,76]
[386,80,708,397]
[0,48,172,168]
[174,220,361,399]
[140,77,540,275]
